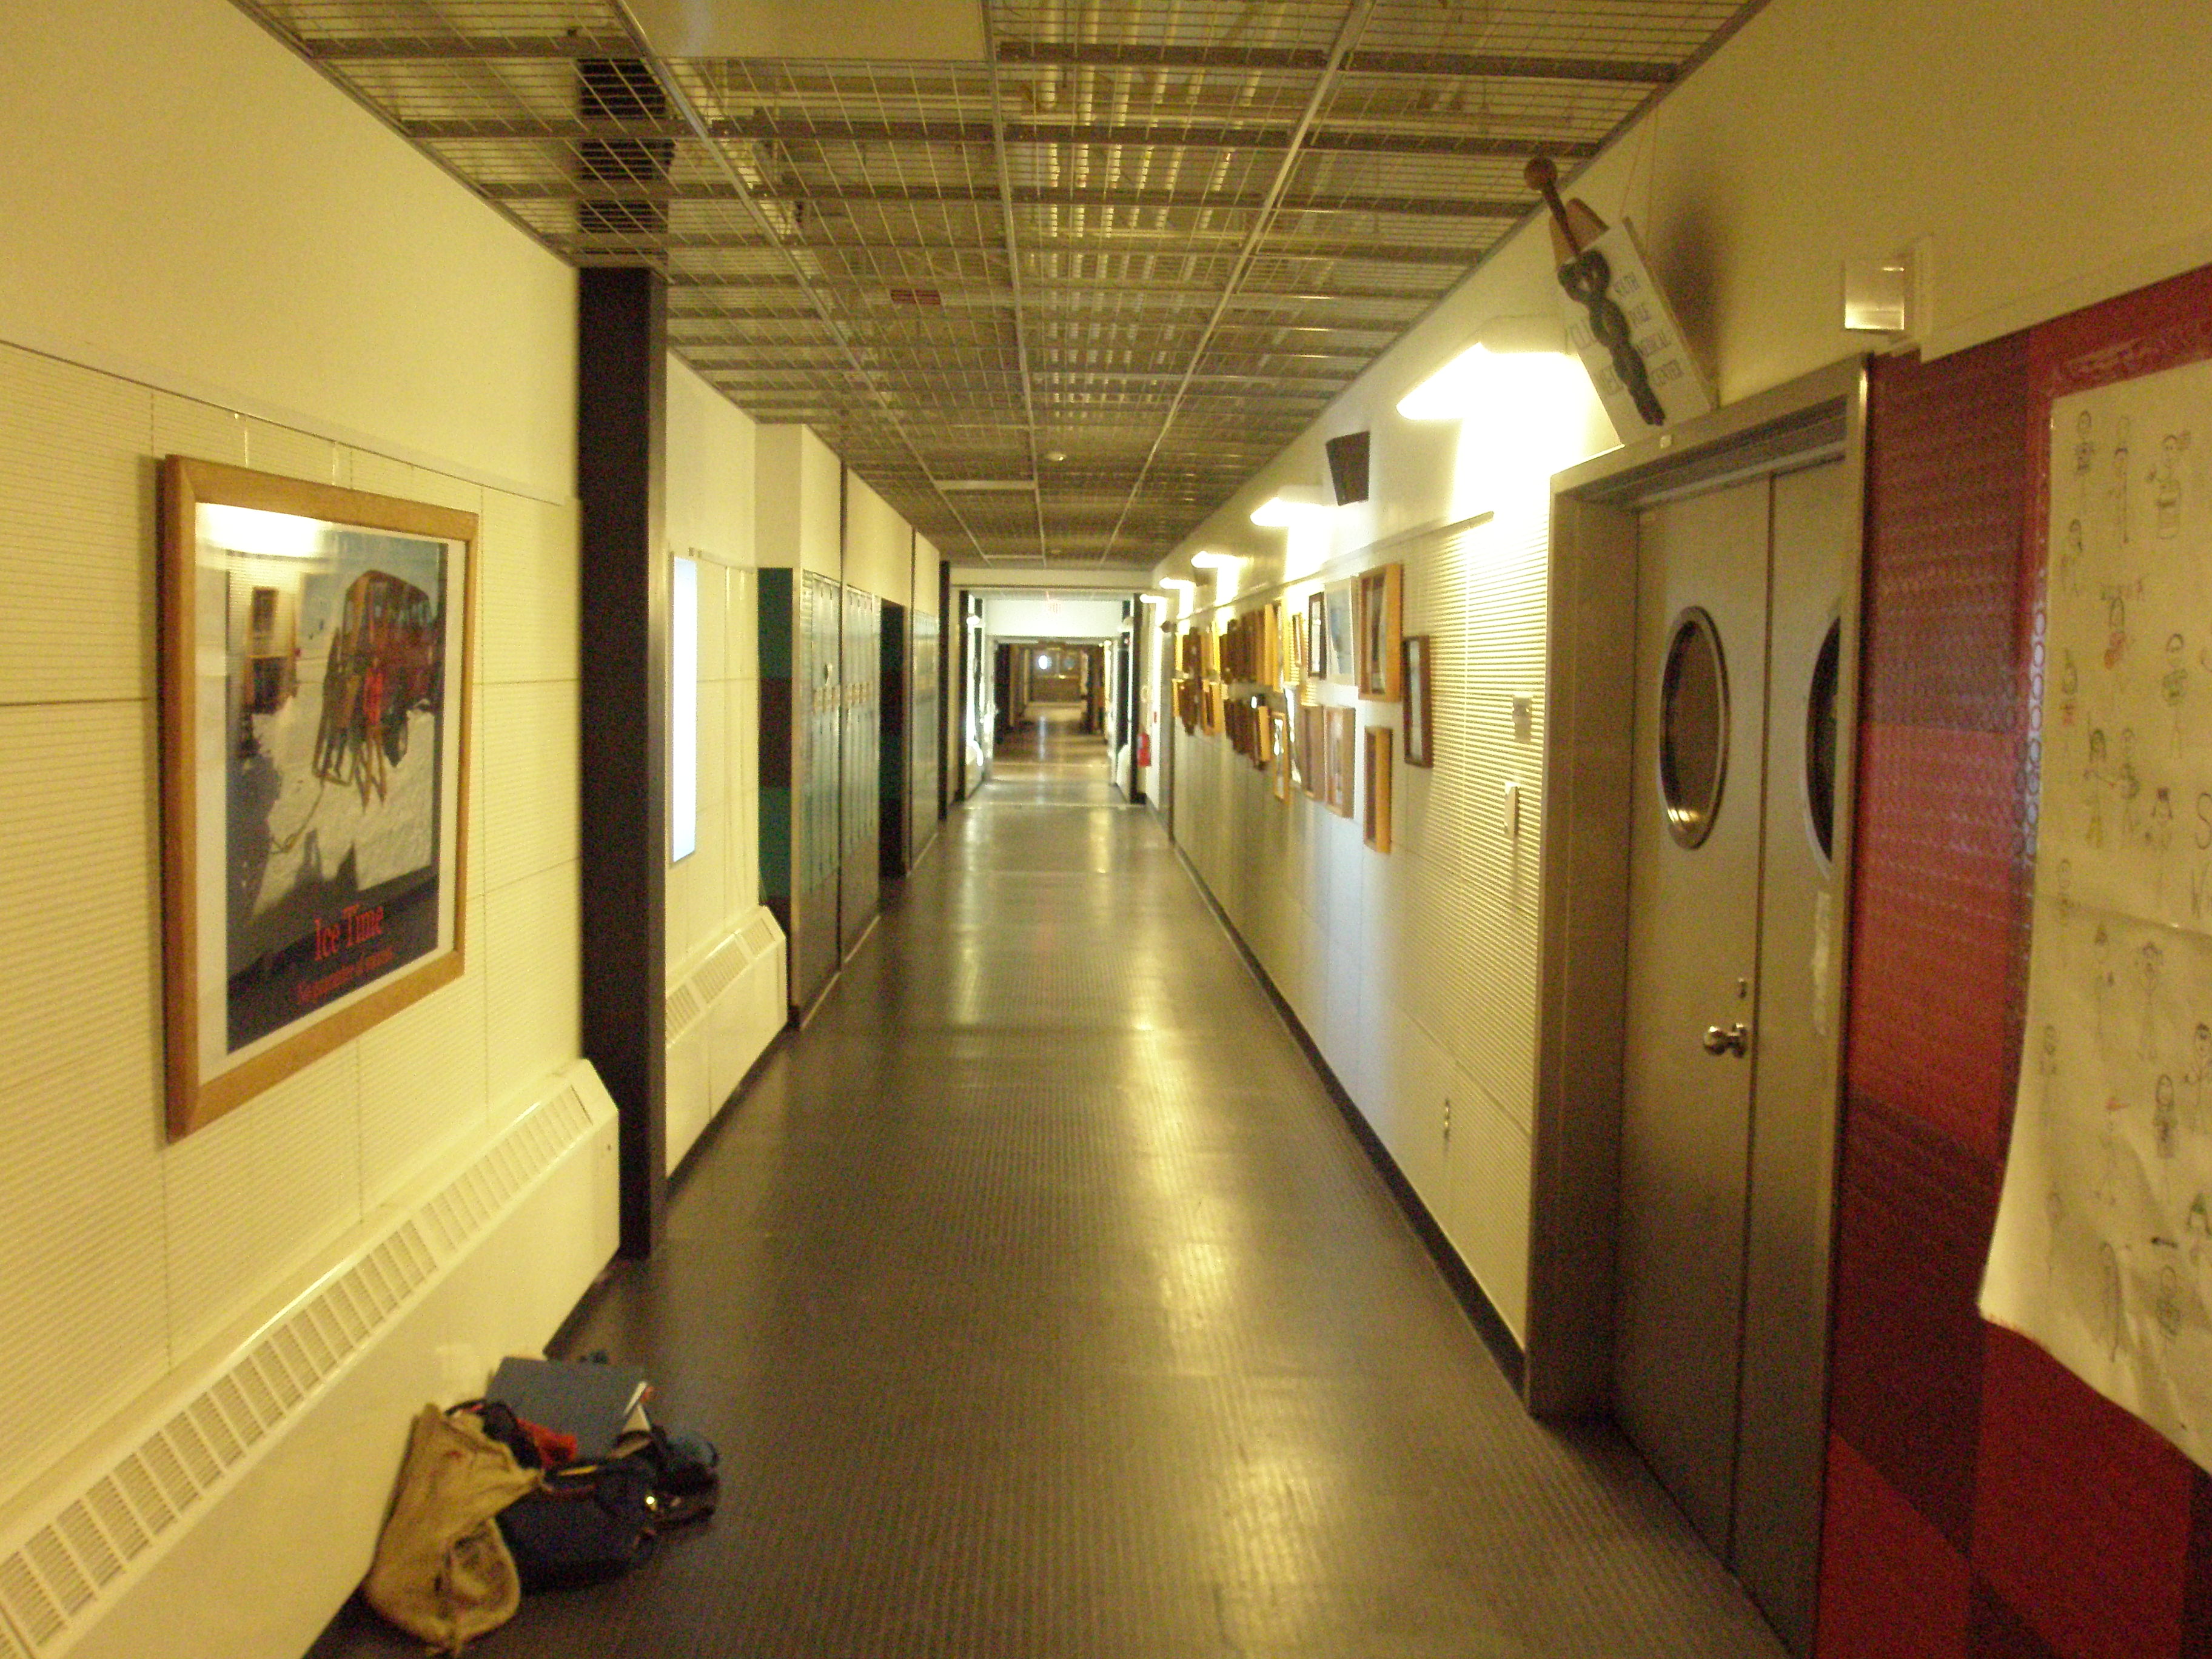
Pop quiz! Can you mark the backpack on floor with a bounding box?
[495,1456,659,1590]
[362,1405,541,1653]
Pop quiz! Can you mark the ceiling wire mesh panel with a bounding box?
[231,0,1756,566]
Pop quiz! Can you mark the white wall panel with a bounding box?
[477,489,578,688]
[238,417,337,486]
[150,392,244,471]
[355,917,492,1204]
[0,701,170,1498]
[163,1047,361,1359]
[0,346,151,707]
[480,680,580,891]
[484,862,581,1101]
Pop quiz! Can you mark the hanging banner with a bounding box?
[1982,352,2212,1466]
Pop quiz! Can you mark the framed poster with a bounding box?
[1323,580,1356,686]
[1355,563,1404,700]
[159,458,476,1139]
[1299,702,1326,799]
[1305,591,1329,678]
[1403,634,1434,766]
[1325,706,1357,817]
[1363,727,1394,851]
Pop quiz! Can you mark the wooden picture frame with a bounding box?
[1355,562,1404,700]
[1325,705,1357,817]
[1403,634,1434,766]
[1364,727,1394,851]
[1250,699,1271,771]
[1323,580,1356,686]
[1286,611,1305,689]
[1299,702,1326,799]
[1271,711,1291,802]
[1305,591,1329,679]
[159,457,477,1140]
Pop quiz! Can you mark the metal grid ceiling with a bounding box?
[232,1,1756,566]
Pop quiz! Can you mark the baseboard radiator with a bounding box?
[665,905,787,1173]
[0,1063,620,1659]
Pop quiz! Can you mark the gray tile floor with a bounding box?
[312,711,1783,1658]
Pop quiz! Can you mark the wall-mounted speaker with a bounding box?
[1325,431,1372,505]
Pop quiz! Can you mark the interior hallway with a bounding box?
[313,740,1782,1658]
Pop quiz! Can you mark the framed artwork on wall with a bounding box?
[1355,563,1404,700]
[1325,705,1357,817]
[1363,727,1394,851]
[1305,591,1329,679]
[159,457,477,1140]
[1286,611,1305,689]
[1299,702,1326,799]
[1403,634,1434,766]
[1323,580,1356,686]
[1271,711,1292,801]
[1252,699,1272,771]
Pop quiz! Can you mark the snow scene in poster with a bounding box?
[213,514,451,1054]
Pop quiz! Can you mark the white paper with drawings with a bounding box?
[1983,354,2212,1467]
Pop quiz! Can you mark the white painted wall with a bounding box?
[0,0,575,503]
[0,5,599,1647]
[843,471,913,606]
[1151,0,2212,1338]
[664,357,785,1171]
[753,424,843,577]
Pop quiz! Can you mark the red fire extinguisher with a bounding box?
[1138,732,1151,766]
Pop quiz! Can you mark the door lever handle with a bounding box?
[1701,1022,1750,1057]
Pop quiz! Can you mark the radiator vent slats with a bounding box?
[0,1088,594,1655]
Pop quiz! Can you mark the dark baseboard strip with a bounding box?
[1168,841,1528,1398]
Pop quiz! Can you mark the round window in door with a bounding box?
[1803,617,1842,865]
[1658,606,1729,849]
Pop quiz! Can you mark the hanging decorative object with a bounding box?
[1525,155,1714,437]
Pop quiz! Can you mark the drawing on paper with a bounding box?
[1982,353,2212,1470]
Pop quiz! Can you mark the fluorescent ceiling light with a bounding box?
[1159,576,1196,592]
[1188,551,1239,569]
[1250,486,1330,528]
[1138,592,1166,605]
[940,478,1037,493]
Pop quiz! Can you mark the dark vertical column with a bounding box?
[576,266,667,1259]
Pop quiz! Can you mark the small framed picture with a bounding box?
[1299,702,1326,799]
[1271,711,1291,801]
[1325,706,1357,817]
[1363,726,1394,851]
[1355,563,1403,700]
[1306,591,1329,678]
[1323,580,1356,686]
[1403,634,1433,766]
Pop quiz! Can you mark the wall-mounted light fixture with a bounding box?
[1395,315,1570,423]
[1249,485,1332,527]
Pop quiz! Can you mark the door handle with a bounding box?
[1701,1022,1750,1057]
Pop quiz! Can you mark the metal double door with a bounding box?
[1616,460,1849,1654]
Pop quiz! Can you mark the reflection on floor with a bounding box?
[310,745,1783,1658]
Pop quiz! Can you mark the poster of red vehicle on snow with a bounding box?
[159,457,475,1139]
